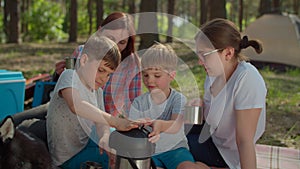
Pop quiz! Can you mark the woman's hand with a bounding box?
[55,60,66,75]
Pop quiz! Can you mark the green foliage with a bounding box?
[76,0,92,36]
[23,0,67,42]
[157,14,168,35]
[76,0,126,37]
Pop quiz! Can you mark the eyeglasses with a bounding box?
[198,48,223,60]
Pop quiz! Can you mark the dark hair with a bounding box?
[195,18,263,61]
[100,12,136,61]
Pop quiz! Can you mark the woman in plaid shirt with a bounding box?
[54,12,141,116]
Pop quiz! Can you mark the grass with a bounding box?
[258,68,300,148]
[0,41,299,149]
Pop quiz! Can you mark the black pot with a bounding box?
[109,127,155,159]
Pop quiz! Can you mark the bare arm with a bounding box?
[149,113,184,136]
[236,108,261,169]
[61,87,138,131]
[96,123,111,153]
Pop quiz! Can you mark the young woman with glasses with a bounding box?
[192,18,267,169]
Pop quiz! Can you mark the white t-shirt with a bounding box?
[203,61,267,168]
[46,69,104,166]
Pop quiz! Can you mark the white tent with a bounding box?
[242,14,300,68]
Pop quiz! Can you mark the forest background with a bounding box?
[0,0,299,149]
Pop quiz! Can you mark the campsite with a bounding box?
[0,0,300,168]
[243,13,300,68]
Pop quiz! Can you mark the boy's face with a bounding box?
[83,59,114,90]
[142,67,175,96]
[94,60,114,89]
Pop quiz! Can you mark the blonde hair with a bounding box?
[141,43,177,72]
[81,34,121,70]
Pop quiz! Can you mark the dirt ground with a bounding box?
[0,42,299,149]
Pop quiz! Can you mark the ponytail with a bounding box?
[240,36,263,54]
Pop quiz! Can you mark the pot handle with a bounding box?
[150,158,157,169]
[140,125,152,136]
[127,158,157,169]
[127,158,139,169]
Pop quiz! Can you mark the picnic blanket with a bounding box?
[256,144,300,169]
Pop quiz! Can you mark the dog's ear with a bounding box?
[0,116,15,143]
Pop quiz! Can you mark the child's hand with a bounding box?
[148,120,163,143]
[98,132,111,154]
[148,132,160,143]
[133,117,153,126]
[113,117,139,131]
[98,132,117,169]
[108,153,116,169]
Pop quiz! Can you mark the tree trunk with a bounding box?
[128,0,135,14]
[96,0,103,31]
[273,0,281,14]
[68,0,77,42]
[5,0,19,43]
[209,0,226,20]
[166,0,175,43]
[200,0,208,25]
[294,0,299,14]
[194,0,199,26]
[87,0,93,35]
[122,0,126,9]
[259,0,272,16]
[3,0,9,38]
[20,0,28,35]
[238,0,243,32]
[138,0,159,51]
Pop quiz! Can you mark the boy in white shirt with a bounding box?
[47,34,138,169]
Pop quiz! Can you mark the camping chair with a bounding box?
[25,73,56,108]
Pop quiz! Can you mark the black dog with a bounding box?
[0,116,54,169]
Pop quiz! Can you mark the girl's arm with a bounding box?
[61,87,138,131]
[236,108,261,169]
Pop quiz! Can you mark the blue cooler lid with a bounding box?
[0,70,25,83]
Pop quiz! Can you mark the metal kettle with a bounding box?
[109,126,156,169]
